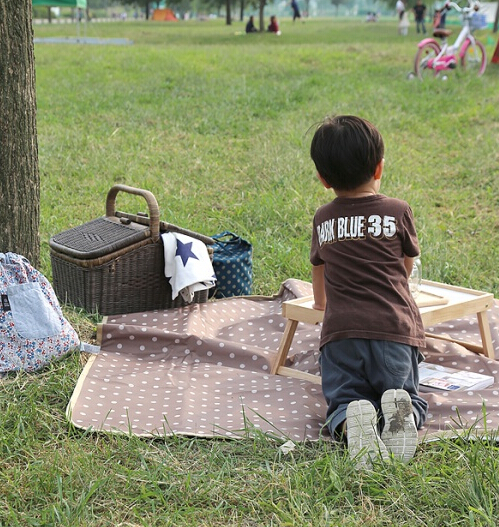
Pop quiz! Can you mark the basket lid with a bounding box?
[49,217,150,259]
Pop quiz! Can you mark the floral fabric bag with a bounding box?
[0,252,80,373]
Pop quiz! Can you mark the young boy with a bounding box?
[309,115,428,467]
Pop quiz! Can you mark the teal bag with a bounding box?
[210,232,252,298]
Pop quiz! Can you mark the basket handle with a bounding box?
[106,185,160,241]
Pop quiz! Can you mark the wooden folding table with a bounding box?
[271,280,495,384]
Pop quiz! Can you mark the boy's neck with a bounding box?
[335,188,377,199]
[334,178,380,199]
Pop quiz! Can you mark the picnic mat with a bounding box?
[67,279,499,442]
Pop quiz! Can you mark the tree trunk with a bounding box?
[226,0,232,25]
[0,0,40,266]
[259,0,265,31]
[494,0,499,32]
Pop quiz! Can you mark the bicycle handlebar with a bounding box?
[442,0,481,13]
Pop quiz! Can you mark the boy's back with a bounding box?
[311,193,424,350]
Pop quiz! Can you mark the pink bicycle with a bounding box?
[413,0,487,79]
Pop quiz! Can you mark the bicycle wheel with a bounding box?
[460,39,486,76]
[414,42,441,80]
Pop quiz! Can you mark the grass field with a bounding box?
[1,17,499,526]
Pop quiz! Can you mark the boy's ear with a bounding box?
[374,158,384,181]
[317,172,331,189]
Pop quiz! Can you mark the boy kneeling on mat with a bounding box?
[309,115,428,468]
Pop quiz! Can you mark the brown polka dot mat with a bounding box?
[67,279,499,441]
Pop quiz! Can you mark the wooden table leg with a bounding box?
[277,365,322,384]
[271,319,298,375]
[424,332,485,355]
[477,310,495,359]
[424,310,495,360]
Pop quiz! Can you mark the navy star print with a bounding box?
[176,239,199,266]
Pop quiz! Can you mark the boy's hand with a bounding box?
[312,302,325,311]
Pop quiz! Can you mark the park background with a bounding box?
[30,0,499,25]
[32,11,499,301]
[3,7,499,526]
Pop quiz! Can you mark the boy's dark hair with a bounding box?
[310,115,384,191]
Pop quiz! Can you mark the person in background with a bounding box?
[433,5,447,28]
[413,0,427,33]
[246,15,258,33]
[291,0,302,22]
[396,0,405,20]
[309,114,428,469]
[396,0,409,34]
[267,15,280,33]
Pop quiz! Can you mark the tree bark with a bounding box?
[0,0,40,265]
[259,0,265,31]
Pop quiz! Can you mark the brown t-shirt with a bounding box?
[310,194,425,349]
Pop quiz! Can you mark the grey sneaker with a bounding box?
[380,389,418,462]
[346,399,388,468]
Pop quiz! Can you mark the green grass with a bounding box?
[1,17,499,525]
[34,18,499,297]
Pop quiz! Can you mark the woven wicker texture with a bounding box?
[50,185,213,315]
[50,217,149,259]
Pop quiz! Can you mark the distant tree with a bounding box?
[225,0,246,25]
[331,0,344,15]
[88,0,110,6]
[198,0,225,18]
[258,0,265,30]
[240,0,259,22]
[0,0,40,264]
[120,0,152,19]
[169,0,191,18]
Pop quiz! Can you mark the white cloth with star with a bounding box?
[162,232,216,303]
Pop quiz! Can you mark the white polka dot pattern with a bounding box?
[211,232,252,298]
[68,279,499,441]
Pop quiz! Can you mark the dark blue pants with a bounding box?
[416,19,426,33]
[319,338,428,438]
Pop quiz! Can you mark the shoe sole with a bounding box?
[346,400,388,468]
[380,389,418,462]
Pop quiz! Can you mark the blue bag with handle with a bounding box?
[210,231,252,298]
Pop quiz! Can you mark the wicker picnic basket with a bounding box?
[49,184,214,315]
